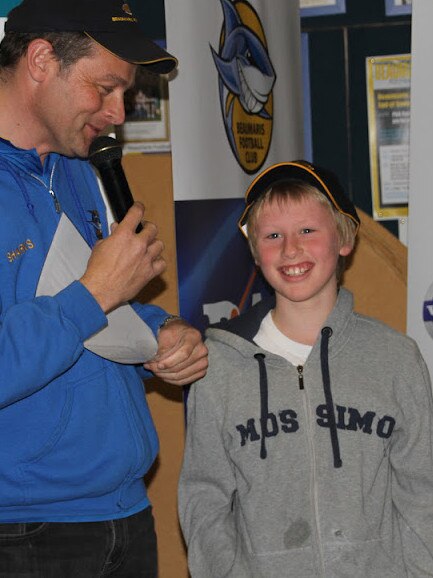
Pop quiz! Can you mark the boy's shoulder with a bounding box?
[352,308,405,337]
[201,296,278,378]
[326,288,422,364]
[210,294,276,342]
[351,308,421,358]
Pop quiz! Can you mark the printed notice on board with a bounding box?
[366,54,410,220]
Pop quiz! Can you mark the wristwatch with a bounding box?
[159,314,182,330]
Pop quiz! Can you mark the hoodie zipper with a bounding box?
[299,367,326,576]
[297,365,304,389]
[30,162,61,214]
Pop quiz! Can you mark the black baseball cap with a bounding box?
[4,0,178,74]
[239,160,360,237]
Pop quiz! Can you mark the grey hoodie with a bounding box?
[178,288,433,577]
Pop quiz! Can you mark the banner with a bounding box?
[407,0,433,383]
[165,0,304,328]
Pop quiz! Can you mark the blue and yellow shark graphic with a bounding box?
[210,0,276,174]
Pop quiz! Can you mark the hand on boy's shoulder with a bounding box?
[144,318,208,385]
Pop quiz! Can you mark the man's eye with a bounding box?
[99,85,114,95]
[267,233,280,239]
[301,228,313,234]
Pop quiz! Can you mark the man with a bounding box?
[0,0,208,576]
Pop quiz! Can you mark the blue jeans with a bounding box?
[0,507,157,577]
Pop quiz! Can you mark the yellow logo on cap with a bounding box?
[112,4,137,23]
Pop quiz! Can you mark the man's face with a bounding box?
[33,42,136,160]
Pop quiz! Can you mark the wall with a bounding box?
[123,153,189,577]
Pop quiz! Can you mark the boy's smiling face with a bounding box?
[253,195,353,310]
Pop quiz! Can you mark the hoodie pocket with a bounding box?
[2,363,155,507]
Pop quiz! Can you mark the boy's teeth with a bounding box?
[283,266,307,276]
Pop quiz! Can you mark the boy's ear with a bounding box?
[26,39,58,82]
[252,250,261,266]
[339,243,353,257]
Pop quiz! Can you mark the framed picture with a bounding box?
[385,0,412,16]
[300,0,346,18]
[116,67,170,154]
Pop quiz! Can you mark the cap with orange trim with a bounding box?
[238,160,360,237]
[4,0,178,75]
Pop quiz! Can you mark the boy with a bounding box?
[178,160,433,577]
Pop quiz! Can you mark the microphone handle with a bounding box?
[97,159,143,232]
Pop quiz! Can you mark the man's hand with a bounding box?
[80,203,166,313]
[144,319,208,386]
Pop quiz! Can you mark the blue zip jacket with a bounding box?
[0,138,168,522]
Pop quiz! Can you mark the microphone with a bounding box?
[88,136,142,232]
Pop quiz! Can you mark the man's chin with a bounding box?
[67,141,92,160]
[61,149,89,160]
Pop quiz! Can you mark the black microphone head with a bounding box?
[88,136,123,169]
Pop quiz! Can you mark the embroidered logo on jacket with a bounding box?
[7,239,35,263]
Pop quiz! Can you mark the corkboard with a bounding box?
[123,153,188,578]
[342,208,407,333]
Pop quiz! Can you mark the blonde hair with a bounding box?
[246,181,357,280]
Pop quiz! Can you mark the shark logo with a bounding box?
[211,0,276,174]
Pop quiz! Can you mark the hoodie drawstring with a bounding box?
[320,326,342,468]
[255,353,270,460]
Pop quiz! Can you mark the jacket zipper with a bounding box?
[30,162,61,213]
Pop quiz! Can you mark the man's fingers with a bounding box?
[155,342,208,371]
[113,203,159,241]
[137,218,158,241]
[149,360,209,386]
[145,342,208,375]
[80,202,168,312]
[151,254,167,276]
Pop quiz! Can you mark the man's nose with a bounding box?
[104,93,126,126]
